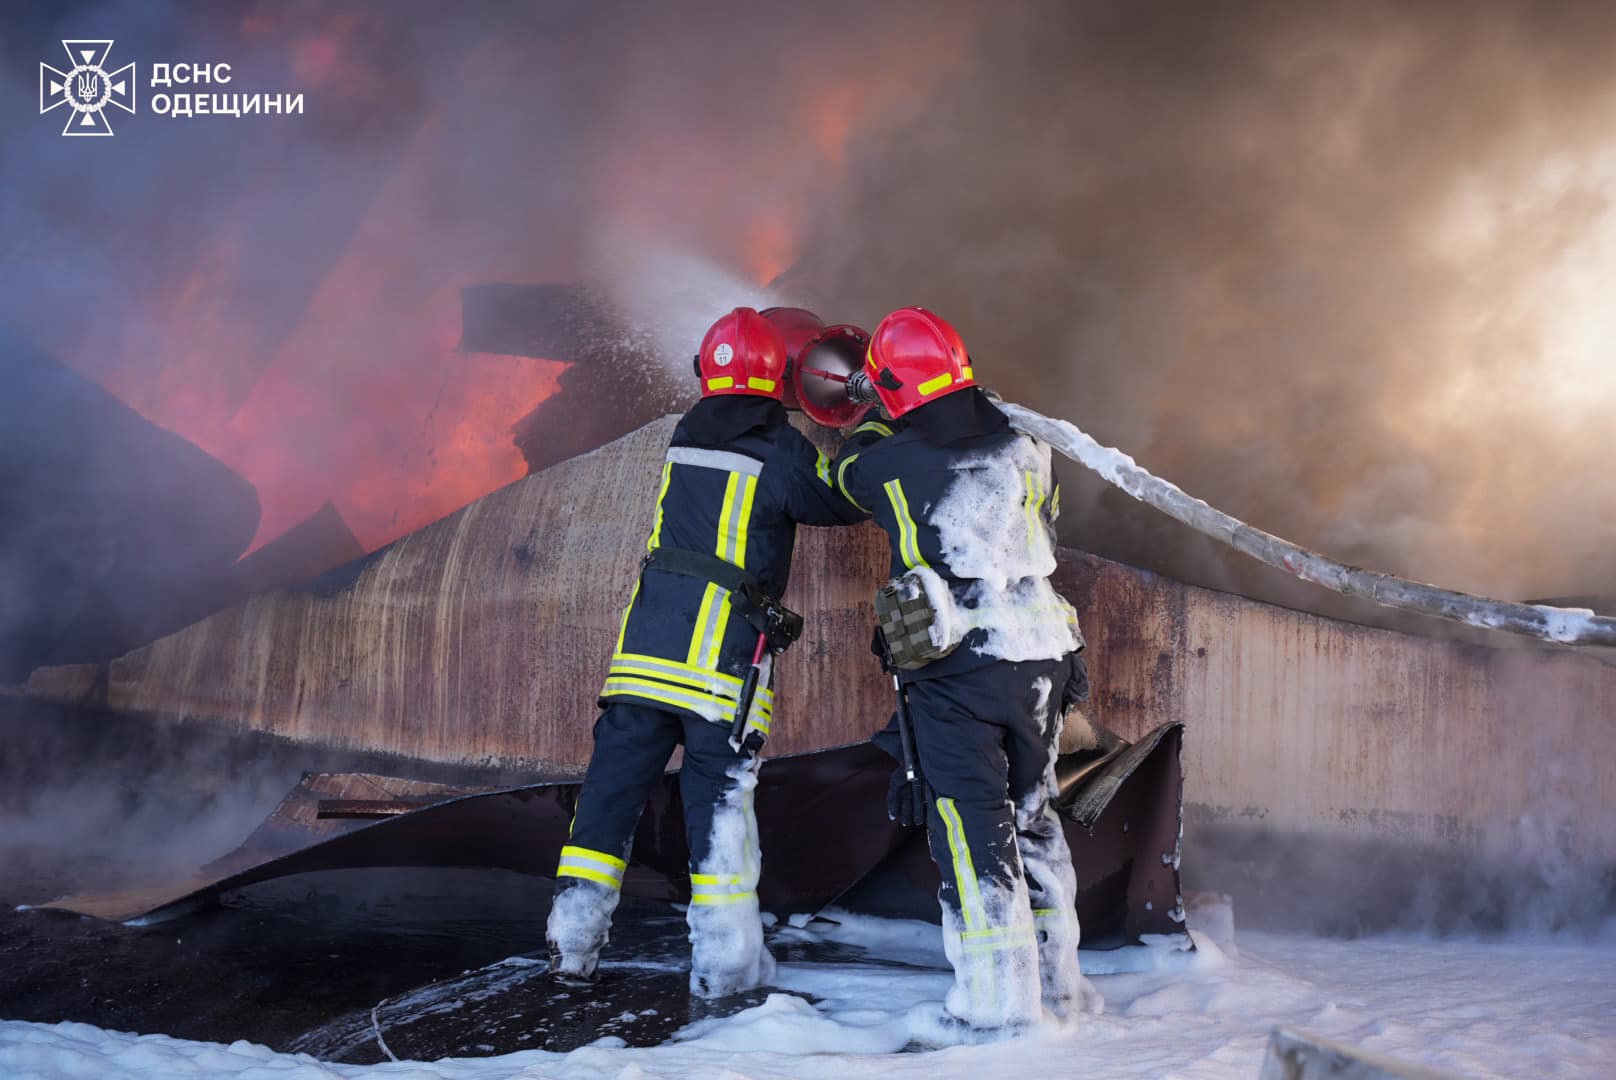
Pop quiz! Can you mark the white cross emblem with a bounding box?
[40,40,136,137]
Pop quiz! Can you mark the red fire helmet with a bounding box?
[793,323,871,428]
[760,306,824,411]
[698,307,788,400]
[864,307,976,418]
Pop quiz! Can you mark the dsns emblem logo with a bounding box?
[40,40,136,136]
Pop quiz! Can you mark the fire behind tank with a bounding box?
[16,289,1190,951]
[14,283,1616,942]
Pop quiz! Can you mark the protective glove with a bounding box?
[1061,651,1091,712]
[886,763,928,828]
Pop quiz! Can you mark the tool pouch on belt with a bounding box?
[874,569,961,671]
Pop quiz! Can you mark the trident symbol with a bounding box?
[39,39,135,136]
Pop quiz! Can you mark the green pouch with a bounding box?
[874,571,960,671]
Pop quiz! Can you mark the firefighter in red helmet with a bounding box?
[547,307,866,998]
[833,307,1095,1032]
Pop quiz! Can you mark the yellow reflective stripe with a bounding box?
[961,366,974,382]
[884,478,928,569]
[600,675,774,719]
[691,890,757,906]
[815,450,832,487]
[561,844,626,872]
[1050,482,1060,521]
[606,655,776,712]
[733,475,757,568]
[936,797,983,930]
[615,580,641,653]
[853,420,893,438]
[717,473,741,562]
[1023,469,1046,552]
[557,865,622,888]
[715,472,758,569]
[684,583,733,672]
[962,929,1037,954]
[646,462,673,552]
[836,453,868,513]
[689,870,755,904]
[689,872,748,885]
[610,653,745,694]
[961,924,1035,943]
[938,795,996,1016]
[747,377,777,392]
[707,376,734,391]
[686,583,722,666]
[557,844,627,890]
[918,372,954,396]
[602,677,719,718]
[1023,470,1035,544]
[704,592,732,669]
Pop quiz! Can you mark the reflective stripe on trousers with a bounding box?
[556,843,627,890]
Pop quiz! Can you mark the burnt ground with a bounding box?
[0,697,836,1061]
[0,857,822,1061]
[4,695,1611,1061]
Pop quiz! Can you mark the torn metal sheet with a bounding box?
[38,725,1187,945]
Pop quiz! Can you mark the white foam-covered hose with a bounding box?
[998,401,1616,648]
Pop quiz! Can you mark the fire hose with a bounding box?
[995,401,1616,649]
[794,344,1615,648]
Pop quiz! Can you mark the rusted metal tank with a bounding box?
[19,414,1616,878]
[20,415,891,770]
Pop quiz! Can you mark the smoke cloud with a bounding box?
[786,1,1616,611]
[3,0,1615,931]
[9,1,1611,614]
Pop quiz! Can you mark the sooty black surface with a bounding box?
[0,860,839,1060]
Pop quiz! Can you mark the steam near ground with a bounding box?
[4,905,1615,1078]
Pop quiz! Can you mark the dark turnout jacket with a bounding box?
[600,396,865,727]
[831,389,1082,683]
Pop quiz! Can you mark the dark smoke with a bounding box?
[8,1,1611,640]
[787,0,1616,616]
[3,0,1614,932]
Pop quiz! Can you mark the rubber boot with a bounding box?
[545,878,617,984]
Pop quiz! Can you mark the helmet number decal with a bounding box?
[714,343,734,367]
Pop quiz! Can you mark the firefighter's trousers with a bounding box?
[907,657,1088,1029]
[544,702,773,998]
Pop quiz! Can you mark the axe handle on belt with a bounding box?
[729,631,770,753]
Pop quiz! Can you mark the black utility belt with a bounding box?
[641,547,804,653]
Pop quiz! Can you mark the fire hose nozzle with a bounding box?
[846,369,880,405]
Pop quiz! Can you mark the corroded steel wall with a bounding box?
[23,416,896,769]
[21,416,1616,861]
[1053,555,1616,861]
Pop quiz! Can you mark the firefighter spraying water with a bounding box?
[782,303,1616,1034]
[824,308,1095,1032]
[545,307,867,996]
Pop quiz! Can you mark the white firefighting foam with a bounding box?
[685,757,775,998]
[543,878,620,979]
[1015,676,1098,1016]
[930,433,1083,663]
[9,909,1616,1078]
[934,874,1043,1029]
